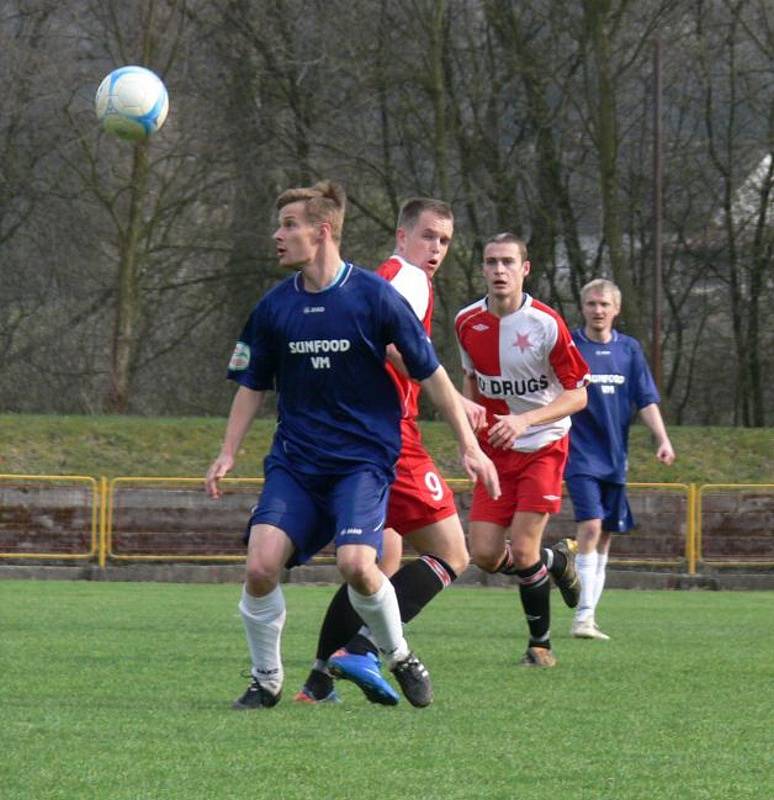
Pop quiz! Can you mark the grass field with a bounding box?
[2,581,772,800]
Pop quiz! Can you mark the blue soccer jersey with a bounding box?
[226,262,440,478]
[565,329,660,483]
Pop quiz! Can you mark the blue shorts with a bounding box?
[565,475,635,533]
[243,456,390,567]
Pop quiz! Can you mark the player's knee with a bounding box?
[469,544,500,574]
[244,558,281,595]
[445,547,469,577]
[337,549,381,594]
[509,541,537,568]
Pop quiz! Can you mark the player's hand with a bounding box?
[488,413,529,450]
[205,453,234,499]
[461,395,488,432]
[461,445,501,500]
[656,441,675,465]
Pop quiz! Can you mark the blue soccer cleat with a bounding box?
[328,648,400,706]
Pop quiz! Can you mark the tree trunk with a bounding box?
[584,0,644,340]
[106,142,150,413]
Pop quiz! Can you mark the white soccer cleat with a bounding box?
[571,618,610,640]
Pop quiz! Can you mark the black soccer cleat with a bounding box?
[390,651,433,708]
[552,537,581,609]
[232,674,282,710]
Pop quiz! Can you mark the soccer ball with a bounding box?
[95,66,169,141]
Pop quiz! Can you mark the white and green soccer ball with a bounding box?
[95,65,169,141]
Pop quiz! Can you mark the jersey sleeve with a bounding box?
[548,316,591,389]
[226,300,277,390]
[380,282,439,381]
[378,259,430,322]
[629,339,661,408]
[454,307,477,376]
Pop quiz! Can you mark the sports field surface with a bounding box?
[2,581,772,800]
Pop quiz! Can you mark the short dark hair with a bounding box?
[397,197,454,231]
[483,232,528,261]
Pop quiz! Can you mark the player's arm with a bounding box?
[460,372,487,431]
[421,366,501,499]
[205,385,265,499]
[488,387,587,450]
[638,403,675,465]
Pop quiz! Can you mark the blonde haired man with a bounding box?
[206,181,499,709]
[565,278,675,640]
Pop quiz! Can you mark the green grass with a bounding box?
[2,582,772,800]
[1,413,772,483]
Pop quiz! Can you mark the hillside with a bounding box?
[1,414,772,485]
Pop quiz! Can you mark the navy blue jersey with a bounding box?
[227,263,440,477]
[565,329,660,483]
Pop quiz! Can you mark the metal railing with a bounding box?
[0,475,771,574]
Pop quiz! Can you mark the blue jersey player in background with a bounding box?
[565,279,675,641]
[205,180,500,709]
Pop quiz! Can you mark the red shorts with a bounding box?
[387,419,458,534]
[470,437,569,526]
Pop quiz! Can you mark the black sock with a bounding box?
[314,583,363,662]
[344,632,375,656]
[515,560,552,649]
[345,555,458,656]
[391,555,457,622]
[304,667,334,700]
[314,556,458,663]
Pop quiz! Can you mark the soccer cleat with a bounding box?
[571,618,610,640]
[328,648,400,706]
[552,538,581,608]
[390,651,433,708]
[293,685,341,704]
[518,646,557,668]
[232,675,282,710]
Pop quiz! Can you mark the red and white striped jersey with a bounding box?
[378,256,432,420]
[455,293,590,452]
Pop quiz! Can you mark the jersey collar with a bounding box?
[576,327,619,344]
[293,261,351,293]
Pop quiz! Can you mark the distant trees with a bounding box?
[0,0,771,424]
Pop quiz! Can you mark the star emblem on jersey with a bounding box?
[513,332,532,352]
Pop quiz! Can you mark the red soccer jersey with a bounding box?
[378,256,433,420]
[455,293,589,452]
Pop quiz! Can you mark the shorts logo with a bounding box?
[229,341,250,371]
[340,527,363,536]
[542,494,561,501]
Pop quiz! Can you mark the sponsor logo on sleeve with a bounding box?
[229,341,250,371]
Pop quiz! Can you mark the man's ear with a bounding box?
[318,221,332,242]
[395,227,406,254]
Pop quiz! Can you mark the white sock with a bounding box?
[347,578,409,665]
[592,552,608,610]
[574,552,598,624]
[239,584,286,695]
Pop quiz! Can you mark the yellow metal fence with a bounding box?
[1,475,772,574]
